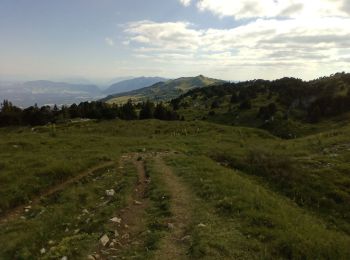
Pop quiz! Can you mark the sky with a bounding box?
[0,0,350,82]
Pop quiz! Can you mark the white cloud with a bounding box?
[124,17,350,79]
[105,37,115,46]
[194,0,347,19]
[179,0,192,7]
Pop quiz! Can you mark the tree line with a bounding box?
[0,99,179,127]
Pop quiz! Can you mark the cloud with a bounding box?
[124,17,350,77]
[125,21,202,51]
[105,37,115,46]
[183,0,348,19]
[179,0,192,6]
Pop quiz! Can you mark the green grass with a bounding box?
[0,162,138,259]
[168,155,350,259]
[1,119,350,258]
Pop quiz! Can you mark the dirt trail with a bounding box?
[95,154,151,259]
[0,160,115,224]
[153,156,193,260]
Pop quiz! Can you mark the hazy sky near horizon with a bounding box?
[1,0,350,81]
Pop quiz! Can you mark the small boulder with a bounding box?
[105,189,115,197]
[110,217,122,224]
[100,234,110,247]
[40,248,46,254]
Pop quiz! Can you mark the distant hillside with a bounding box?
[0,80,102,107]
[103,77,167,95]
[103,75,224,104]
[171,72,350,138]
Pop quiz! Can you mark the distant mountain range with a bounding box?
[103,75,224,104]
[0,77,167,107]
[103,77,167,95]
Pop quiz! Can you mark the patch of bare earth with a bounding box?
[153,156,193,260]
[93,154,151,259]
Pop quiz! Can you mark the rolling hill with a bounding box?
[103,75,224,104]
[171,72,350,138]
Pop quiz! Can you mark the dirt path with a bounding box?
[94,154,151,259]
[153,156,193,260]
[0,160,115,224]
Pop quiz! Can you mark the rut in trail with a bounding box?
[153,156,193,260]
[94,154,151,259]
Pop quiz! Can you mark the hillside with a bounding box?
[103,77,167,95]
[172,72,350,138]
[103,75,224,104]
[1,119,350,259]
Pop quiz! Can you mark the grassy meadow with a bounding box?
[1,118,350,259]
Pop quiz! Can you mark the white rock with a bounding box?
[105,189,115,196]
[100,234,110,247]
[114,230,119,237]
[61,256,68,260]
[134,200,142,205]
[110,217,121,224]
[40,248,46,254]
[197,223,206,228]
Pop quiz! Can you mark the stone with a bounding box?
[167,223,175,229]
[114,230,119,237]
[40,248,46,254]
[197,223,206,228]
[110,217,122,224]
[87,255,95,260]
[100,234,110,247]
[106,189,116,196]
[134,200,142,205]
[61,257,68,260]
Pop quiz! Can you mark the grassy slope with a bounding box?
[1,119,350,258]
[106,75,223,104]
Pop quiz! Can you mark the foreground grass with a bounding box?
[0,162,137,259]
[1,119,350,258]
[168,155,350,259]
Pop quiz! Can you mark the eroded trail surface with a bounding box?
[153,156,193,260]
[93,154,151,259]
[0,161,115,224]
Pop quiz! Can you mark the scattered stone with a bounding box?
[167,223,175,229]
[197,223,206,228]
[20,216,26,220]
[61,256,68,260]
[109,242,115,247]
[124,224,129,229]
[82,209,89,214]
[74,229,80,234]
[87,255,95,260]
[114,230,119,237]
[40,248,46,254]
[65,227,69,232]
[110,217,122,224]
[100,234,110,247]
[134,200,142,205]
[48,240,55,245]
[105,189,116,196]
